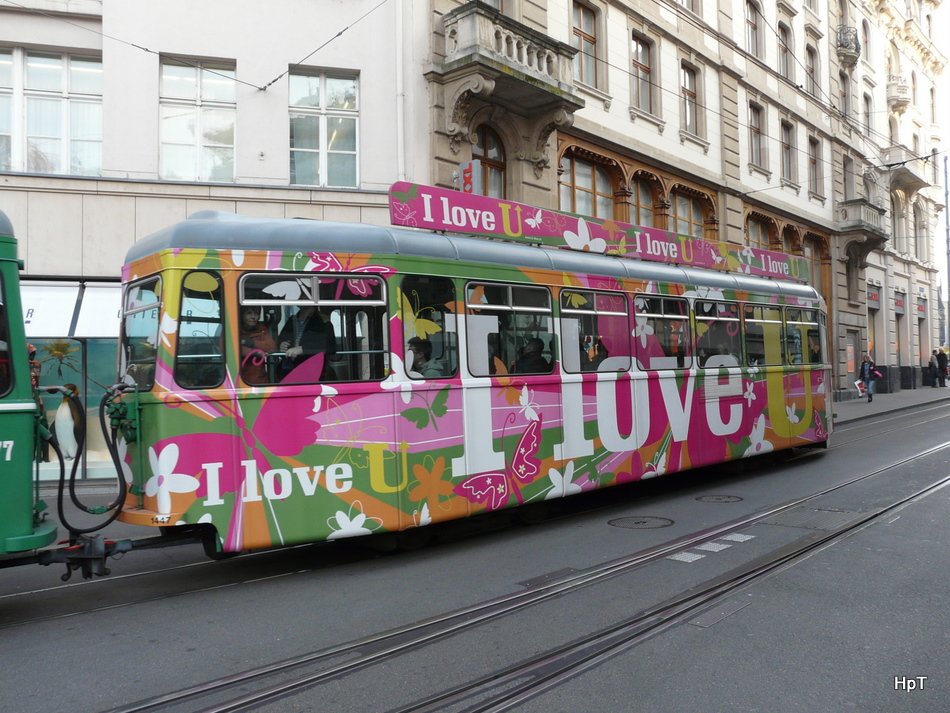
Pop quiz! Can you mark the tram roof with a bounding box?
[127,211,818,301]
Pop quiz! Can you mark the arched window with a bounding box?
[911,72,917,103]
[863,93,873,137]
[745,2,761,57]
[913,203,925,260]
[473,125,506,198]
[630,176,654,226]
[931,87,937,124]
[778,24,793,80]
[805,45,819,96]
[839,72,850,116]
[746,216,770,250]
[559,151,614,219]
[803,237,823,293]
[671,189,706,238]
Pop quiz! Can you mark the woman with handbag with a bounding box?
[859,353,878,403]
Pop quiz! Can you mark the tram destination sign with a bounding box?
[389,181,810,283]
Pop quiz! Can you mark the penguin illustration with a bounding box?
[54,383,82,460]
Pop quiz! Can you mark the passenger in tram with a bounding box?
[487,333,507,375]
[511,337,551,374]
[277,305,336,380]
[407,337,443,377]
[239,305,277,384]
[580,335,608,371]
[808,335,822,364]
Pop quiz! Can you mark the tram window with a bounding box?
[466,282,554,376]
[0,280,11,396]
[785,308,821,365]
[743,304,783,366]
[174,271,225,389]
[560,289,631,373]
[401,276,458,379]
[696,301,741,367]
[120,276,162,389]
[239,272,388,384]
[633,295,692,370]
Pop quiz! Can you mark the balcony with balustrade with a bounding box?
[882,145,931,191]
[835,25,860,69]
[887,75,910,114]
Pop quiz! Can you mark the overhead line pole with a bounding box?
[945,156,949,346]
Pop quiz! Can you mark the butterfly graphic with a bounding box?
[519,384,540,422]
[263,278,310,301]
[813,409,827,439]
[391,183,419,204]
[454,416,543,511]
[525,209,543,229]
[401,289,442,340]
[401,386,450,430]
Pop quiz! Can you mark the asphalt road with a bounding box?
[1,400,948,713]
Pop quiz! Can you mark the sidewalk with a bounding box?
[833,383,950,424]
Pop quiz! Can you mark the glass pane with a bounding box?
[200,107,235,146]
[26,54,62,91]
[27,97,61,136]
[0,51,12,88]
[161,143,197,180]
[485,129,502,160]
[326,76,357,110]
[487,167,504,198]
[575,159,592,189]
[0,135,9,172]
[70,102,102,140]
[326,116,356,151]
[69,58,102,95]
[290,150,319,185]
[596,194,612,219]
[70,140,101,176]
[27,137,61,173]
[161,105,197,143]
[575,190,592,217]
[200,146,233,182]
[327,153,356,187]
[0,94,10,133]
[161,63,197,100]
[201,67,235,102]
[512,285,549,309]
[290,114,320,150]
[175,271,225,389]
[289,74,321,108]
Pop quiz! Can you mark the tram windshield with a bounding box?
[120,277,161,389]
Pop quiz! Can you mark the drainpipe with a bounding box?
[395,0,406,181]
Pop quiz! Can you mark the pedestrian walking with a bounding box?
[859,353,878,403]
[929,350,939,388]
[937,349,948,387]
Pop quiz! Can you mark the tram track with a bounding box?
[106,437,950,713]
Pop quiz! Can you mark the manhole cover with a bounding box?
[696,495,743,503]
[609,516,674,529]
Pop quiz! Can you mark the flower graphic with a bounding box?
[633,314,654,349]
[327,501,382,540]
[545,461,583,499]
[563,218,607,253]
[743,381,756,407]
[381,353,422,404]
[145,443,200,515]
[116,437,133,484]
[743,414,774,457]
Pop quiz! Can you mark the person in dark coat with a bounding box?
[929,350,940,388]
[512,337,551,374]
[937,349,948,387]
[277,306,336,379]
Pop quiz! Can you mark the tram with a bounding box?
[0,183,831,570]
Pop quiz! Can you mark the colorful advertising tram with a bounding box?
[0,183,831,571]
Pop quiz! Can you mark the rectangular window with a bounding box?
[781,121,795,181]
[749,103,764,167]
[745,2,760,57]
[240,272,387,384]
[160,59,235,182]
[120,277,162,390]
[289,72,358,188]
[696,301,741,367]
[778,25,792,80]
[743,303,783,366]
[560,289,631,373]
[785,308,821,365]
[808,136,822,194]
[633,295,691,370]
[466,282,554,376]
[0,49,102,175]
[175,271,225,389]
[0,274,11,396]
[631,35,652,113]
[401,275,458,379]
[572,2,597,86]
[681,65,697,135]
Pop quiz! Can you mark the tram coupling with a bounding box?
[37,535,133,581]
